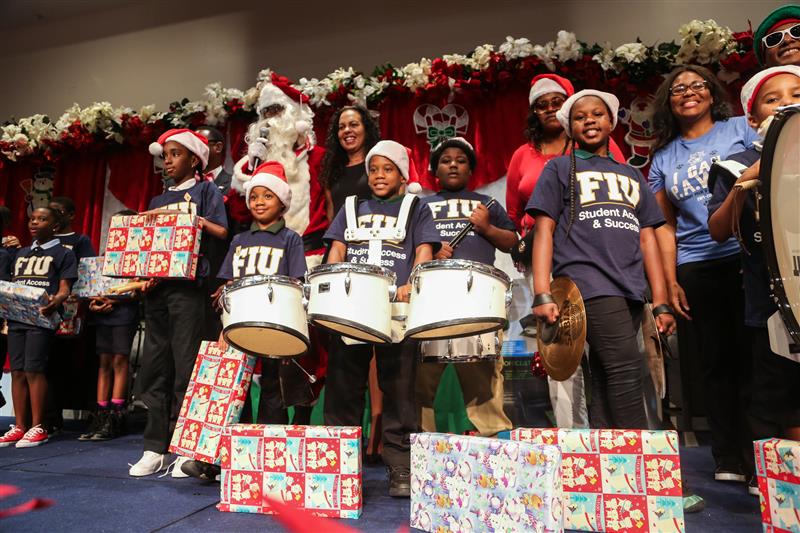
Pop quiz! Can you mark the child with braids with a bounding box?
[526,90,675,429]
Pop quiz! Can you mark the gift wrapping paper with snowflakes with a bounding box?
[102,213,201,279]
[73,256,132,298]
[511,428,684,533]
[169,341,256,464]
[218,424,363,519]
[0,280,61,329]
[410,432,563,533]
[755,438,800,533]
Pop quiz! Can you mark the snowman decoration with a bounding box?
[19,166,56,217]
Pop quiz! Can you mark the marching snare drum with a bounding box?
[419,331,502,363]
[221,275,309,357]
[306,263,397,344]
[760,104,800,349]
[405,259,512,340]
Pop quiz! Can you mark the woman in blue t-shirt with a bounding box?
[648,65,758,484]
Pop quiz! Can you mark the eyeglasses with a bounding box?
[533,97,566,113]
[669,80,709,96]
[762,23,800,49]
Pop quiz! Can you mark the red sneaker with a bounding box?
[16,425,49,448]
[0,425,25,447]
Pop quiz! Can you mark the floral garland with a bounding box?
[0,19,758,165]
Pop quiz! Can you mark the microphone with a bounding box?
[252,126,269,169]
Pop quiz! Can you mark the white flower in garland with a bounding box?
[18,115,58,146]
[532,42,556,71]
[442,53,469,66]
[553,31,582,62]
[615,42,648,63]
[498,36,535,60]
[593,42,616,71]
[243,87,259,110]
[675,19,736,64]
[470,44,494,70]
[401,58,432,91]
[298,77,334,107]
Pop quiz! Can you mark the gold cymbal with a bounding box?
[537,277,586,381]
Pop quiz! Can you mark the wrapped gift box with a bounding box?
[511,428,683,533]
[218,424,362,519]
[169,341,256,464]
[73,257,132,298]
[0,280,61,330]
[410,432,563,533]
[755,438,800,533]
[102,213,201,279]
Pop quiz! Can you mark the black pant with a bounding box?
[677,255,751,468]
[139,282,205,453]
[252,358,313,424]
[748,326,800,436]
[585,296,647,429]
[323,336,418,468]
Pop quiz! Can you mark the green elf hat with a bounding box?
[754,4,800,65]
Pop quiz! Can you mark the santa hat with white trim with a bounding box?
[244,160,292,210]
[740,65,800,117]
[258,71,311,113]
[556,89,620,137]
[149,128,210,169]
[529,74,574,106]
[365,140,424,193]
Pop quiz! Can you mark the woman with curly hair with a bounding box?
[320,105,382,220]
[648,65,759,487]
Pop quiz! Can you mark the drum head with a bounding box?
[223,324,309,358]
[308,315,391,344]
[406,319,506,340]
[760,105,800,346]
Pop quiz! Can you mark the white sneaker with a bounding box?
[171,456,191,478]
[128,451,168,477]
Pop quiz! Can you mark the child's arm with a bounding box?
[653,190,690,320]
[326,241,347,263]
[41,279,72,316]
[708,160,759,242]
[198,217,229,240]
[396,243,433,302]
[469,204,518,252]
[641,226,676,335]
[531,215,559,325]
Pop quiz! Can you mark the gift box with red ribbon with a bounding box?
[755,438,800,533]
[102,213,201,279]
[168,341,256,464]
[511,428,684,533]
[218,424,362,519]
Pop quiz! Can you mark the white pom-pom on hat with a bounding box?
[149,128,210,169]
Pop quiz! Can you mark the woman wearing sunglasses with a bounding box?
[755,5,800,68]
[647,65,759,488]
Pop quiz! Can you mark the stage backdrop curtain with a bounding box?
[53,154,108,247]
[107,148,163,214]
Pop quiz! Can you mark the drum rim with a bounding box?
[307,262,397,283]
[420,354,500,363]
[227,274,304,291]
[222,321,310,358]
[409,259,511,285]
[759,104,800,346]
[308,313,392,344]
[405,317,507,340]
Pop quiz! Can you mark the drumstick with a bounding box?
[448,198,497,249]
[106,280,149,295]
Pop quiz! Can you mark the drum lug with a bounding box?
[221,287,230,314]
[477,336,484,355]
[267,282,274,303]
[303,283,310,300]
[447,339,454,357]
[467,266,473,292]
[414,275,421,294]
[345,271,351,295]
[494,335,501,352]
[388,284,397,301]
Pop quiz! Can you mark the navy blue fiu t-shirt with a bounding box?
[707,148,772,327]
[324,195,442,284]
[12,239,78,296]
[218,219,307,281]
[422,189,515,265]
[526,151,665,301]
[55,232,96,262]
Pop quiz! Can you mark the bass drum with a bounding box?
[760,104,800,347]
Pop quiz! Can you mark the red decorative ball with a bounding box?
[531,351,547,378]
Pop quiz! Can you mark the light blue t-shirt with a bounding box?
[648,116,758,265]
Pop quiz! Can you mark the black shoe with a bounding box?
[0,390,5,409]
[748,475,761,497]
[78,411,106,441]
[714,463,746,483]
[387,465,411,498]
[682,485,705,513]
[91,411,120,441]
[181,459,221,482]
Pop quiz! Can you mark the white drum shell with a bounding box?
[222,276,309,357]
[420,331,502,363]
[306,264,395,344]
[406,260,510,340]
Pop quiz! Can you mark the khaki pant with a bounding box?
[416,358,512,436]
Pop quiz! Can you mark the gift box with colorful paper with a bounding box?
[169,341,256,464]
[511,428,684,533]
[410,432,563,533]
[102,213,201,279]
[218,424,362,519]
[0,280,61,330]
[73,257,132,298]
[755,438,800,533]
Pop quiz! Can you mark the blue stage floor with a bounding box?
[0,416,761,532]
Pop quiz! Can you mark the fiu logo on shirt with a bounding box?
[426,199,481,220]
[160,200,197,215]
[357,214,398,229]
[232,246,284,277]
[15,255,54,277]
[576,171,641,208]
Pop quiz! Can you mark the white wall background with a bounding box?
[0,0,785,121]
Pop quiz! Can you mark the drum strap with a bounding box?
[716,160,748,178]
[343,194,419,266]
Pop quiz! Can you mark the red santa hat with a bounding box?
[365,140,423,193]
[556,89,620,137]
[740,65,800,117]
[149,128,209,169]
[529,74,574,106]
[244,160,292,210]
[258,72,311,113]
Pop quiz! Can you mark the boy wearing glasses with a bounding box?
[754,5,800,68]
